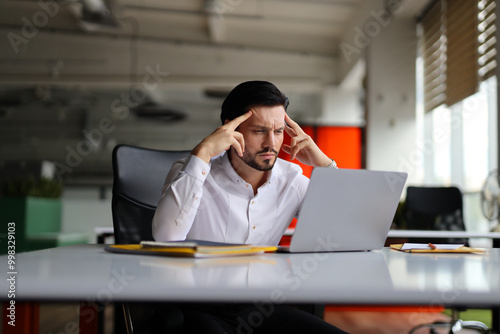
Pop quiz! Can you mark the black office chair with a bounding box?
[405,186,491,334]
[405,186,469,245]
[111,144,190,334]
[111,144,325,331]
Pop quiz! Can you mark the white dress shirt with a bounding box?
[152,152,309,245]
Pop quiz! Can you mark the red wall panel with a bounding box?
[316,126,362,169]
[277,125,362,241]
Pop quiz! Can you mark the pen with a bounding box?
[428,243,437,250]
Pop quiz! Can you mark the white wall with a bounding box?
[61,187,113,243]
[320,86,364,126]
[366,17,418,187]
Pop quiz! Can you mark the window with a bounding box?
[417,76,497,237]
[417,0,497,240]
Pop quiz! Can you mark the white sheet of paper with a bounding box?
[401,243,464,250]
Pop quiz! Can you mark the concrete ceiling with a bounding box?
[0,0,430,183]
[0,0,429,88]
[2,0,366,55]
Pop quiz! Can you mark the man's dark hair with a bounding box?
[220,81,289,124]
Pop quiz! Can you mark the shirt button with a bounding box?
[251,201,255,204]
[201,170,207,175]
[245,184,249,188]
[252,226,256,230]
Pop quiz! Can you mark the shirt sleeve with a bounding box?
[152,154,210,241]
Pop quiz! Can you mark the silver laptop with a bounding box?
[283,168,408,253]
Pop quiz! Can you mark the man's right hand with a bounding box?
[191,111,252,164]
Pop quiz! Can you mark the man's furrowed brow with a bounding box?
[249,125,286,131]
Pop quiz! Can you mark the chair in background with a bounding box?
[404,186,468,245]
[112,144,190,334]
[405,186,490,334]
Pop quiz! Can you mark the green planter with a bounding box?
[0,197,84,254]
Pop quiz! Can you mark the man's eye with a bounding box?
[275,130,283,134]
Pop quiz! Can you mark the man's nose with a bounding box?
[264,132,276,147]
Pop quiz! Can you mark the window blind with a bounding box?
[478,0,497,81]
[445,0,479,107]
[420,0,496,113]
[421,0,446,113]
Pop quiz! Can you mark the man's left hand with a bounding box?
[281,114,332,167]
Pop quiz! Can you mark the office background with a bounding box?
[0,0,498,245]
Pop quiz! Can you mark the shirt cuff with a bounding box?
[181,154,211,181]
[326,159,338,169]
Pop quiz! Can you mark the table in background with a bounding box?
[94,226,114,244]
[386,230,500,248]
[96,227,500,247]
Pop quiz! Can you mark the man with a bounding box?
[153,80,337,245]
[152,81,346,333]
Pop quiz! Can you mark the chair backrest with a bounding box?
[111,144,189,244]
[405,186,468,244]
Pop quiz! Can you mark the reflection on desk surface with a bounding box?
[142,255,282,289]
[385,248,500,293]
[1,244,499,304]
[140,250,393,291]
[278,251,393,291]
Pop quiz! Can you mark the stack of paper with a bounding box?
[105,240,277,258]
[390,243,485,254]
[401,243,464,251]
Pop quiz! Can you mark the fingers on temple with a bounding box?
[227,111,252,130]
[289,137,309,160]
[285,124,297,137]
[285,114,305,136]
[232,132,245,156]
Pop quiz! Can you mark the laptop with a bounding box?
[281,168,408,253]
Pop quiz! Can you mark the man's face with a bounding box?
[233,105,286,171]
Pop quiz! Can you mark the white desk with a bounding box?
[2,245,498,332]
[1,244,499,332]
[3,244,498,305]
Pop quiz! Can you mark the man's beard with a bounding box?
[240,149,278,171]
